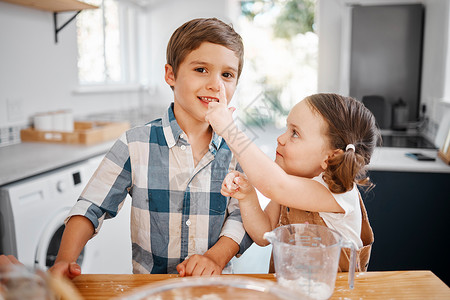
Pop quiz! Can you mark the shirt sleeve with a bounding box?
[219,162,253,255]
[65,132,132,235]
[219,197,253,255]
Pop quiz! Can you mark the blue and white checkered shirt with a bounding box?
[67,103,252,274]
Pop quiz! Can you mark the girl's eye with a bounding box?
[195,68,206,73]
[291,130,299,138]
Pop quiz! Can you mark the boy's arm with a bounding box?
[49,215,94,279]
[204,236,240,269]
[49,133,132,279]
[0,254,23,266]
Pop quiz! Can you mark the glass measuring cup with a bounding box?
[0,264,56,300]
[264,224,356,300]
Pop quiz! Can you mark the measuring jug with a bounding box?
[264,224,356,300]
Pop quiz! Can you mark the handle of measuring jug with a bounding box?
[341,240,356,289]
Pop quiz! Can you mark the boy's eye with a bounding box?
[222,72,234,79]
[195,68,206,73]
[291,130,299,138]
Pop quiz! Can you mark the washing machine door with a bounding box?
[34,209,84,270]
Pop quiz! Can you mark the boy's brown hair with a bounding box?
[166,18,244,81]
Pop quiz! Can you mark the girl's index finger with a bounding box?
[218,82,227,105]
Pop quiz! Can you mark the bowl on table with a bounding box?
[117,275,308,300]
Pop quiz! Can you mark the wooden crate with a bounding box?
[438,150,450,165]
[21,121,130,145]
[438,128,450,165]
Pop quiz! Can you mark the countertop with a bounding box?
[0,141,114,186]
[0,106,168,187]
[369,147,450,173]
[0,140,449,187]
[71,271,450,299]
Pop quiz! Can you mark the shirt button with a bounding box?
[186,219,191,226]
[180,145,186,151]
[180,133,185,139]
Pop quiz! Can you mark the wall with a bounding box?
[419,0,450,143]
[446,6,450,99]
[317,0,450,144]
[0,1,143,129]
[317,0,346,95]
[0,0,241,131]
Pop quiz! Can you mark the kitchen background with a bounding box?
[1,0,450,285]
[0,0,449,143]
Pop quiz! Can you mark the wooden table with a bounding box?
[72,271,450,299]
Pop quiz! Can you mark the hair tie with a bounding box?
[345,144,355,152]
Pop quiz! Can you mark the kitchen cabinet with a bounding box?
[362,170,450,286]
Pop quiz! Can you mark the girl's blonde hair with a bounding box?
[305,93,380,193]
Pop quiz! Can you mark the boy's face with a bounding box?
[165,42,239,125]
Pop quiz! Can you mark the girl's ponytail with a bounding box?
[323,143,371,194]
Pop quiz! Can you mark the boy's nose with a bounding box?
[206,75,221,92]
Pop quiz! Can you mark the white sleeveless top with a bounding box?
[313,173,363,248]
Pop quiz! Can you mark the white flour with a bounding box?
[277,277,332,300]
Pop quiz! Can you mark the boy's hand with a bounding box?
[176,254,222,277]
[0,254,23,267]
[205,82,236,135]
[49,261,82,280]
[221,171,256,201]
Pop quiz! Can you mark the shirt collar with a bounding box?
[162,103,223,154]
[162,103,183,148]
[209,132,223,155]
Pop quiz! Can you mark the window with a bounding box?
[76,0,144,87]
[236,0,318,127]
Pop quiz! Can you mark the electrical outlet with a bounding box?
[6,98,24,122]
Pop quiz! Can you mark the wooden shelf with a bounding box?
[1,0,98,43]
[1,0,97,12]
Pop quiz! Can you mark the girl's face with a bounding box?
[275,100,335,178]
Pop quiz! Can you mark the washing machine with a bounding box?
[0,155,132,274]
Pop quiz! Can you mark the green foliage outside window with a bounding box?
[241,0,315,39]
[239,0,317,127]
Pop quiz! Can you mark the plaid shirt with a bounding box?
[68,103,252,274]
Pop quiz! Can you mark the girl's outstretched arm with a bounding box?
[222,171,279,245]
[206,93,343,213]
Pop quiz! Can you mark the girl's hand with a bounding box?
[221,171,256,201]
[205,82,236,135]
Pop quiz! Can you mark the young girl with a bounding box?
[206,92,379,272]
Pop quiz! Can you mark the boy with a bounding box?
[50,17,252,278]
